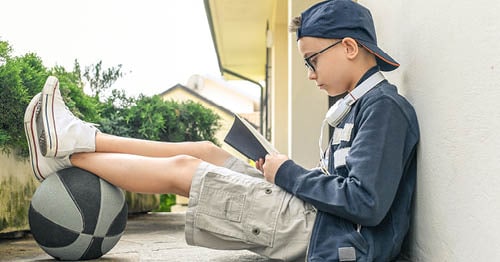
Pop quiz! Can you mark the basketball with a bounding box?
[28,167,128,260]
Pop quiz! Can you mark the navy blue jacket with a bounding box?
[275,69,419,261]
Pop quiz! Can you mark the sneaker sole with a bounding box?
[24,93,44,181]
[40,76,59,157]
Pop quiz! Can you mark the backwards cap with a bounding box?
[297,0,399,71]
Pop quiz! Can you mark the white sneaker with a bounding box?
[24,93,71,181]
[39,76,98,157]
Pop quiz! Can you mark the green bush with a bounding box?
[97,94,221,213]
[0,48,49,156]
[0,39,222,211]
[156,194,177,212]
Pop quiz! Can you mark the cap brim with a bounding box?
[358,41,399,72]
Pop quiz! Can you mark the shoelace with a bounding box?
[62,103,100,129]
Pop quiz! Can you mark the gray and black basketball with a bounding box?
[28,167,128,260]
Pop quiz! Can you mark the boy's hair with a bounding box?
[291,0,399,71]
[288,16,301,33]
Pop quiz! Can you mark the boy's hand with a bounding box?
[256,153,289,184]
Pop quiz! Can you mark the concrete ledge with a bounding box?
[0,151,160,235]
[0,152,37,234]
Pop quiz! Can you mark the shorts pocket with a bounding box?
[194,172,284,247]
[198,185,245,222]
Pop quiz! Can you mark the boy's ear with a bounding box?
[342,37,359,60]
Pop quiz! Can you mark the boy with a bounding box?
[25,0,419,261]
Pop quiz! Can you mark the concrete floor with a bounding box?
[0,212,271,262]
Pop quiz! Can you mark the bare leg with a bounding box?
[71,152,201,196]
[95,133,232,166]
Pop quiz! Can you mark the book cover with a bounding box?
[224,114,278,161]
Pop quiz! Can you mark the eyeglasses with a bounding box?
[304,40,342,72]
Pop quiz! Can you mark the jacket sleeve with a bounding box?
[275,97,412,226]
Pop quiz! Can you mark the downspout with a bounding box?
[265,21,271,141]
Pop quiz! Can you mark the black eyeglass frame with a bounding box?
[304,40,343,72]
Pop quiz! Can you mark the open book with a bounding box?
[224,114,278,161]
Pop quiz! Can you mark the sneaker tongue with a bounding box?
[39,130,47,157]
[85,122,100,127]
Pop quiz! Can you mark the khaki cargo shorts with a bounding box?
[185,156,317,262]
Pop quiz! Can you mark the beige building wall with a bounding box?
[286,0,330,169]
[187,75,258,113]
[268,0,329,167]
[360,1,500,261]
[268,0,500,260]
[270,0,289,156]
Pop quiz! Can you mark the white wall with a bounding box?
[361,0,500,261]
[270,0,290,155]
[288,0,330,168]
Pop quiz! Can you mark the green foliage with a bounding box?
[162,99,221,144]
[0,129,9,148]
[99,94,221,145]
[97,89,134,137]
[96,90,221,214]
[155,194,177,212]
[0,39,222,212]
[0,39,12,64]
[0,43,103,157]
[125,95,170,140]
[0,47,48,156]
[83,60,123,99]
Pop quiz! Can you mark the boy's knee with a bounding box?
[196,141,222,157]
[196,141,218,151]
[170,154,200,166]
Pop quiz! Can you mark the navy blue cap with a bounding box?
[297,0,399,71]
